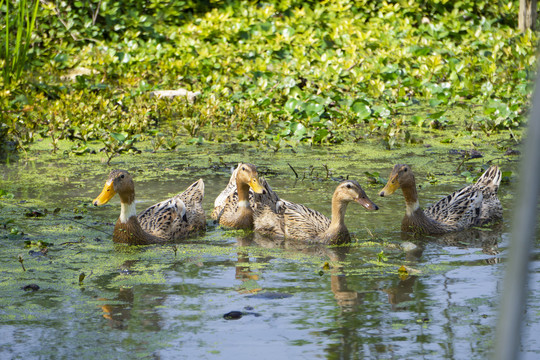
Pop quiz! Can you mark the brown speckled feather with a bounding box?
[381,164,502,235]
[114,217,164,245]
[138,179,206,240]
[253,199,331,240]
[424,185,483,229]
[255,180,379,245]
[280,200,332,240]
[424,165,502,229]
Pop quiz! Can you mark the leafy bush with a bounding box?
[0,0,537,153]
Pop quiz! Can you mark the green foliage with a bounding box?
[0,0,39,85]
[0,0,537,153]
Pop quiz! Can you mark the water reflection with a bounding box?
[98,260,164,331]
[400,222,504,263]
[234,234,263,293]
[247,233,364,312]
[327,247,365,312]
[99,286,135,330]
[381,276,418,311]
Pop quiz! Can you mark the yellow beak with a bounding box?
[93,181,116,206]
[248,177,264,194]
[379,175,400,197]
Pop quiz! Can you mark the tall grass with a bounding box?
[1,0,39,86]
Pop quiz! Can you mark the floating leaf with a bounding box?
[110,132,127,142]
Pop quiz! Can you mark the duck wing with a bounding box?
[176,179,206,235]
[138,179,205,240]
[424,165,505,230]
[280,200,331,241]
[138,197,188,240]
[253,202,285,237]
[212,166,239,219]
[475,165,503,224]
[425,184,483,228]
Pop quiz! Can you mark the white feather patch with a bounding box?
[120,202,137,223]
[238,200,250,208]
[406,200,419,216]
[173,198,186,217]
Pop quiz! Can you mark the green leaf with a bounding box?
[284,98,299,113]
[351,101,371,120]
[313,128,329,143]
[110,132,126,142]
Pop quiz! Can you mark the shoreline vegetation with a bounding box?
[0,0,537,157]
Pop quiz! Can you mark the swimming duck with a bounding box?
[211,163,279,229]
[254,180,379,245]
[379,164,502,234]
[93,170,205,244]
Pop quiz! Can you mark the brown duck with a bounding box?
[379,164,503,234]
[254,180,379,245]
[93,170,205,244]
[212,163,279,229]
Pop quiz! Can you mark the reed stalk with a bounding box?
[1,0,39,85]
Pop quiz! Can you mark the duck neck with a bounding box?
[113,190,164,245]
[118,192,137,223]
[325,195,349,240]
[401,182,420,216]
[236,180,251,210]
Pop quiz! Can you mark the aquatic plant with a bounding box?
[0,0,536,153]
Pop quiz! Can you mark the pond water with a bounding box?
[0,139,539,359]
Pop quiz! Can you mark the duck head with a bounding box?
[93,170,135,206]
[335,180,379,210]
[235,163,265,194]
[379,164,414,197]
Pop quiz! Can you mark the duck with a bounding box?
[211,163,279,229]
[378,164,503,234]
[254,180,379,245]
[93,170,205,245]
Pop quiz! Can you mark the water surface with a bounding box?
[0,140,538,359]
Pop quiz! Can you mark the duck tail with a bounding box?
[180,178,205,204]
[475,165,501,192]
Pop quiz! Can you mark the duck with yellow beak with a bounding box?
[212,163,279,229]
[93,170,205,245]
[379,164,502,234]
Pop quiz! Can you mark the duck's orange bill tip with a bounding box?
[249,177,264,194]
[356,197,379,211]
[93,182,115,206]
[380,178,399,197]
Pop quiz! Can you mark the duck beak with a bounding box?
[248,176,264,194]
[379,174,399,197]
[93,181,116,206]
[355,196,379,211]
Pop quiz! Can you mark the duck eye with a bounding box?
[403,168,408,172]
[120,174,125,179]
[241,167,245,171]
[346,184,351,189]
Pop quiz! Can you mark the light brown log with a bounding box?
[519,0,537,31]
